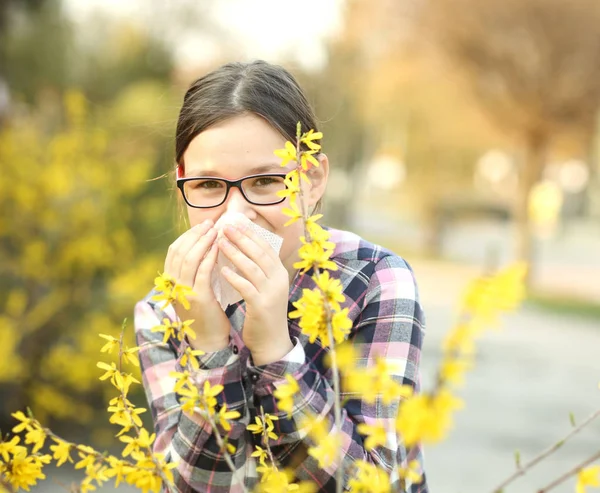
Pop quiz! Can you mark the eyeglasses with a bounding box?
[176,173,289,209]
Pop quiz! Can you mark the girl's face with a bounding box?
[180,113,328,280]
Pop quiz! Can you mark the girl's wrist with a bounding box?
[189,336,230,353]
[251,338,294,366]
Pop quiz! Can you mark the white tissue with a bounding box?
[211,212,284,310]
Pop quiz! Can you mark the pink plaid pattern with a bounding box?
[135,227,428,492]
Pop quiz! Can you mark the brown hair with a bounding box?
[175,60,320,164]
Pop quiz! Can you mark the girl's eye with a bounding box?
[255,177,277,186]
[196,180,223,189]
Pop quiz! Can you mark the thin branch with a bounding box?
[170,312,250,493]
[116,325,176,493]
[537,449,600,493]
[201,406,249,493]
[258,405,278,468]
[491,406,600,492]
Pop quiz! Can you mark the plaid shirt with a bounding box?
[134,227,428,493]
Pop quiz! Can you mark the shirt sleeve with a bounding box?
[247,255,428,493]
[134,300,251,493]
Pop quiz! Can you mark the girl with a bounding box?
[134,60,427,493]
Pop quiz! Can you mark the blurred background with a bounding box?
[1,0,599,492]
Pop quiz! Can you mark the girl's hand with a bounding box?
[164,219,231,352]
[218,224,293,365]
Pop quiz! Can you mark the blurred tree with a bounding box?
[305,0,506,250]
[422,0,600,275]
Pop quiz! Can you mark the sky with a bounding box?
[63,0,346,71]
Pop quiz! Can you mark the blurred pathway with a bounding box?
[411,258,600,493]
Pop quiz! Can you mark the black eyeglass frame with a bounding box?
[176,173,289,209]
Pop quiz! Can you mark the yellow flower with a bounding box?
[97,361,139,393]
[346,358,413,405]
[151,318,178,343]
[24,426,46,454]
[256,468,305,493]
[300,129,323,151]
[246,415,278,441]
[170,370,193,393]
[330,309,352,345]
[151,272,176,308]
[282,201,303,227]
[274,141,297,167]
[2,448,47,492]
[50,438,73,467]
[178,383,200,415]
[348,460,390,493]
[11,411,35,433]
[326,342,358,373]
[300,416,341,468]
[123,345,140,367]
[288,288,326,344]
[107,399,146,432]
[202,381,224,412]
[277,170,301,200]
[300,151,319,171]
[577,466,600,493]
[180,346,205,370]
[462,262,527,329]
[293,242,337,274]
[217,404,241,432]
[99,334,119,353]
[440,357,472,387]
[356,423,387,451]
[399,459,423,485]
[396,390,463,447]
[313,271,345,311]
[119,429,156,458]
[0,436,21,462]
[273,374,300,417]
[152,273,195,310]
[251,445,268,465]
[442,323,475,356]
[74,445,98,471]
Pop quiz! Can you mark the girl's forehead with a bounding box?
[183,115,289,178]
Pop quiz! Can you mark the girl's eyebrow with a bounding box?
[185,163,283,177]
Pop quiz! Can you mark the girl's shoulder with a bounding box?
[326,226,409,268]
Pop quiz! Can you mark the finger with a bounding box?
[240,224,280,262]
[218,237,267,289]
[194,241,219,289]
[165,220,212,276]
[222,225,275,276]
[171,220,214,279]
[179,227,217,287]
[221,265,259,302]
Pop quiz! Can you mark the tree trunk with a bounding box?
[515,129,548,285]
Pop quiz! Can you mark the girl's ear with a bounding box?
[176,163,185,179]
[307,153,329,209]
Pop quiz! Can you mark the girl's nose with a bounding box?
[223,187,255,218]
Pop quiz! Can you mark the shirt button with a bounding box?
[250,374,259,383]
[232,345,239,354]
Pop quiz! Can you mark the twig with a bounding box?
[116,324,176,493]
[258,405,278,468]
[537,449,600,493]
[202,407,249,493]
[491,406,600,493]
[171,313,249,493]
